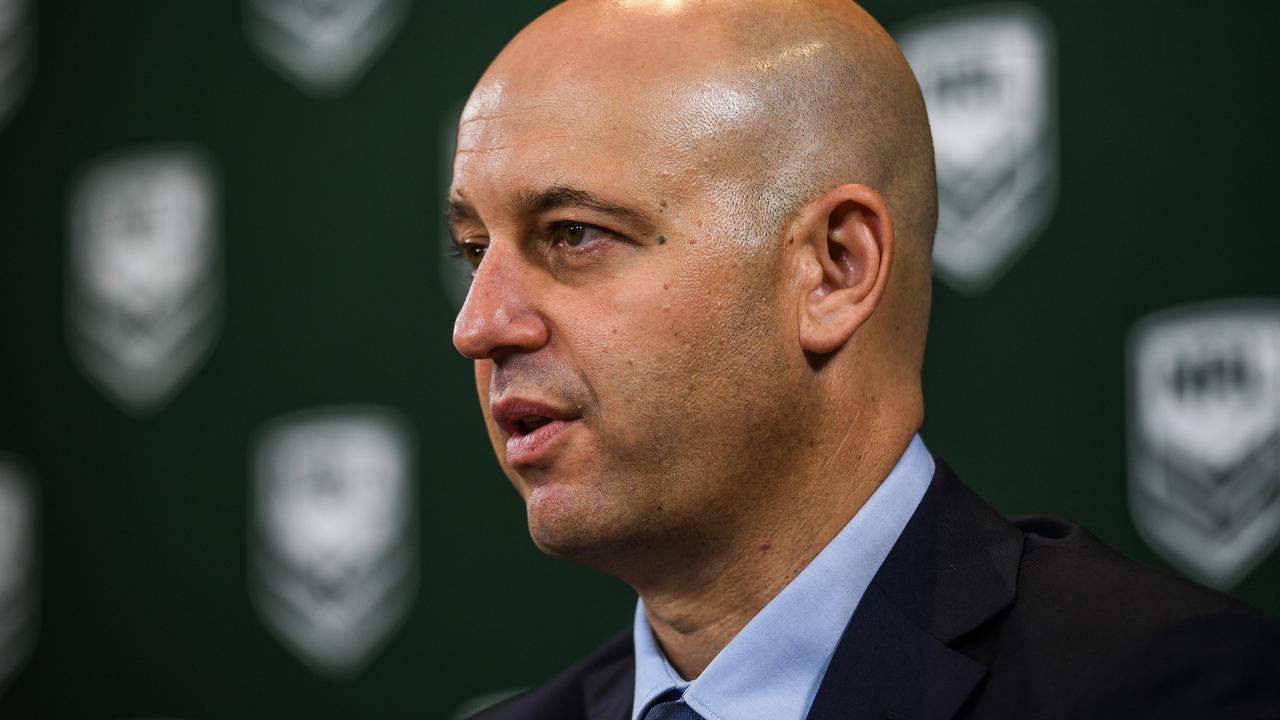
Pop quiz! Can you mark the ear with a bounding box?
[792,184,894,355]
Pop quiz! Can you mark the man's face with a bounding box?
[449,39,810,567]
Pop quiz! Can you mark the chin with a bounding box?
[524,482,637,568]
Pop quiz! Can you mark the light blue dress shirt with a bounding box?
[630,433,935,720]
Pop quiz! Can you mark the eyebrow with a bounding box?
[517,185,659,234]
[447,184,660,238]
[446,200,480,231]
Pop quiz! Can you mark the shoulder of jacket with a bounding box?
[469,629,633,720]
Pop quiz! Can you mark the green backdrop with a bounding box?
[0,1,1276,717]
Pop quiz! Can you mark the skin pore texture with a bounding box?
[450,0,937,680]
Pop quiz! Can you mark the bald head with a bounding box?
[464,0,936,371]
[452,0,937,599]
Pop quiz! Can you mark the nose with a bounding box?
[452,243,550,362]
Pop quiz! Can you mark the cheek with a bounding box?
[558,289,694,452]
[585,278,790,460]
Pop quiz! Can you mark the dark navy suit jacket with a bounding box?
[473,460,1280,719]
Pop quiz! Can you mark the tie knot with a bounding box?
[640,690,703,720]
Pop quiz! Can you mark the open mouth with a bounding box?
[491,398,581,465]
[514,415,554,435]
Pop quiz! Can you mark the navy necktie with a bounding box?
[641,690,703,720]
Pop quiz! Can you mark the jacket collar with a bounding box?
[582,644,635,720]
[806,458,1024,720]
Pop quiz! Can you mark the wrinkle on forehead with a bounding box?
[456,82,562,169]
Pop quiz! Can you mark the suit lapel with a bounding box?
[806,582,986,720]
[807,460,1024,720]
[581,648,635,720]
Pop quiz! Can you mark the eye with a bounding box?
[562,223,586,246]
[451,237,487,270]
[553,221,609,249]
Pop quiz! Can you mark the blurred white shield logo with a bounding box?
[897,4,1057,293]
[68,149,221,414]
[245,0,408,96]
[0,456,37,695]
[0,0,35,132]
[251,407,417,676]
[1128,301,1280,589]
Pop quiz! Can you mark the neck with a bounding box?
[633,410,914,679]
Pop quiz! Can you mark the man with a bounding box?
[447,1,1280,718]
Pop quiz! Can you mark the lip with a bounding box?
[504,418,579,466]
[490,397,582,467]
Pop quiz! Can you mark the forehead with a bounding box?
[451,57,766,211]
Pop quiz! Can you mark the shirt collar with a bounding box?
[631,434,935,720]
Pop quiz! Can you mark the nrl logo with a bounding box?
[897,4,1057,293]
[0,455,38,695]
[250,406,418,676]
[1128,301,1280,590]
[0,0,36,133]
[245,0,409,96]
[68,149,221,414]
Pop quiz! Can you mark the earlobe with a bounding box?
[795,185,894,356]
